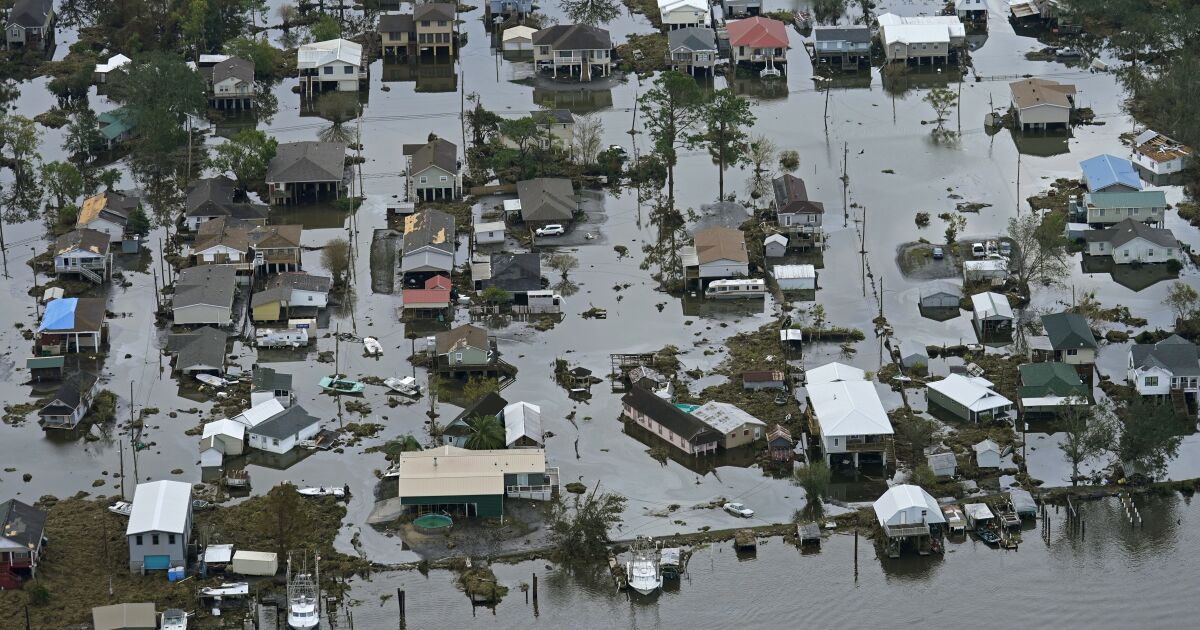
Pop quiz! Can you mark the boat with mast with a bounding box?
[286,553,321,629]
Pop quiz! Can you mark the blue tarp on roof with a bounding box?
[1079,154,1141,191]
[38,298,78,332]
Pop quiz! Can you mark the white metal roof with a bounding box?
[395,445,546,498]
[877,12,966,38]
[232,550,278,563]
[964,502,994,521]
[126,480,191,535]
[883,23,951,46]
[202,418,246,441]
[297,38,363,69]
[503,401,543,446]
[230,398,286,428]
[204,544,234,563]
[690,401,766,434]
[780,329,803,342]
[963,259,1007,272]
[764,233,788,246]
[773,264,816,279]
[971,292,1014,320]
[95,54,131,73]
[873,484,947,527]
[475,221,505,234]
[658,0,707,10]
[973,438,1001,454]
[808,380,894,438]
[199,54,231,65]
[928,374,1012,413]
[806,361,866,385]
[502,26,536,42]
[503,199,522,213]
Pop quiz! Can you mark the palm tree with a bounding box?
[464,415,506,450]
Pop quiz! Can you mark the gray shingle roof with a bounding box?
[402,209,456,255]
[212,57,254,84]
[403,137,457,174]
[532,24,611,50]
[248,404,319,440]
[40,372,97,416]
[253,366,293,392]
[668,26,717,52]
[0,498,46,550]
[55,228,110,256]
[1130,335,1200,376]
[1084,218,1178,249]
[814,26,871,44]
[487,253,542,293]
[267,141,347,183]
[169,326,228,371]
[772,174,824,215]
[415,3,455,22]
[379,12,415,33]
[174,266,237,309]
[517,178,575,222]
[7,0,53,28]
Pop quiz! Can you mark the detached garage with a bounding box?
[773,264,817,291]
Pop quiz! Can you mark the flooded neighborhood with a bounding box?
[1,0,1200,627]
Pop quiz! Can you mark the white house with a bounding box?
[126,480,192,573]
[877,13,964,63]
[807,380,893,468]
[973,439,1002,468]
[657,0,710,30]
[806,361,865,385]
[94,53,131,83]
[963,258,1007,284]
[502,25,536,52]
[773,264,816,291]
[503,401,543,448]
[971,291,1014,339]
[475,221,506,245]
[926,374,1014,423]
[53,228,111,283]
[1009,78,1076,130]
[245,405,320,455]
[1133,130,1192,176]
[873,485,946,538]
[1084,218,1181,264]
[1127,335,1200,398]
[297,38,366,93]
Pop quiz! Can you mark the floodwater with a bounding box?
[2,0,1200,612]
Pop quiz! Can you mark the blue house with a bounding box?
[488,0,532,16]
[1080,154,1141,193]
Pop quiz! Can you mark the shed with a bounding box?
[773,264,817,291]
[474,220,506,245]
[1008,488,1037,518]
[926,452,957,478]
[502,25,536,52]
[763,233,788,258]
[503,401,543,448]
[926,374,1013,423]
[971,292,1014,339]
[805,361,865,385]
[973,439,1002,468]
[963,502,995,529]
[962,259,1007,284]
[742,370,785,390]
[872,484,946,538]
[92,603,157,630]
[202,543,234,566]
[231,550,279,576]
[919,283,961,310]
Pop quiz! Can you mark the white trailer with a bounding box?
[230,550,279,576]
[255,328,309,348]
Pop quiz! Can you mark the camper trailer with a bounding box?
[255,328,310,348]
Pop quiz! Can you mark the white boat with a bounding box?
[704,278,768,300]
[287,555,321,629]
[296,486,345,498]
[195,374,228,388]
[625,537,662,596]
[199,582,250,598]
[107,501,133,517]
[160,609,187,630]
[362,336,383,356]
[384,376,421,396]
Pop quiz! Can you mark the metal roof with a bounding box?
[503,401,543,446]
[806,362,865,385]
[297,38,363,69]
[927,374,1013,413]
[1079,154,1141,191]
[126,480,192,535]
[231,398,287,428]
[808,380,893,438]
[1018,362,1087,399]
[690,401,766,434]
[971,292,1013,320]
[1087,190,1166,209]
[873,484,946,528]
[773,264,816,279]
[395,445,546,498]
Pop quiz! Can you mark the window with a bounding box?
[344,65,354,74]
[833,438,839,446]
[439,175,448,182]
[307,295,313,302]
[323,66,333,75]
[1067,349,1077,356]
[168,534,176,545]
[152,534,160,545]
[1123,250,1130,257]
[438,20,447,26]
[273,438,280,446]
[419,176,428,184]
[743,429,750,436]
[421,20,430,27]
[135,535,143,546]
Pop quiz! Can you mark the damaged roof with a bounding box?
[0,498,46,550]
[55,228,110,256]
[435,323,490,354]
[402,209,456,254]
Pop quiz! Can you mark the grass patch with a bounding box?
[616,32,668,75]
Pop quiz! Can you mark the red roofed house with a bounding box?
[727,17,787,68]
[401,274,452,320]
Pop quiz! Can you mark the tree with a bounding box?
[210,129,278,190]
[1058,398,1116,485]
[700,90,756,200]
[548,483,627,560]
[572,114,603,165]
[465,94,502,148]
[908,464,938,490]
[107,53,208,157]
[894,413,939,464]
[793,461,832,519]
[546,253,579,280]
[127,205,152,236]
[310,14,341,41]
[1007,212,1070,291]
[1164,281,1200,323]
[941,213,966,246]
[256,482,308,558]
[923,87,958,125]
[63,108,105,165]
[498,116,541,160]
[314,92,361,144]
[224,36,283,77]
[0,114,42,186]
[464,414,506,450]
[779,150,800,174]
[813,0,848,24]
[462,376,499,403]
[40,161,84,209]
[558,0,621,25]
[638,71,704,204]
[809,304,827,336]
[480,286,512,304]
[745,135,777,202]
[1116,398,1183,480]
[321,237,351,286]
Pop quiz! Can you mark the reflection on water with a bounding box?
[880,65,966,96]
[269,204,351,230]
[532,86,614,114]
[382,61,459,93]
[1011,128,1072,157]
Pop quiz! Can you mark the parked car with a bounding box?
[536,224,566,237]
[932,246,944,260]
[971,242,986,257]
[999,241,1012,257]
[723,502,755,518]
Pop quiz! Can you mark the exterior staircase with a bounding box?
[77,264,105,284]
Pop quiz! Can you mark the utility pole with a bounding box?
[130,380,140,485]
[1016,151,1022,214]
[842,142,849,228]
[0,210,9,279]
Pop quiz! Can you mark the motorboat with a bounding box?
[363,336,383,357]
[160,609,187,630]
[296,486,346,498]
[384,376,421,396]
[625,537,662,596]
[319,376,364,394]
[195,374,227,388]
[107,501,132,517]
[287,555,321,629]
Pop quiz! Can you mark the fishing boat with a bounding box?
[384,376,421,396]
[703,278,768,300]
[195,374,227,388]
[624,537,662,596]
[296,486,346,498]
[975,528,1001,546]
[107,501,132,517]
[363,336,383,357]
[319,376,364,394]
[160,609,187,630]
[287,554,321,629]
[660,547,686,580]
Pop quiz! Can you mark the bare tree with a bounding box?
[572,114,603,165]
[1007,212,1070,291]
[746,135,778,202]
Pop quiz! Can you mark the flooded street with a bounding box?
[2,0,1200,623]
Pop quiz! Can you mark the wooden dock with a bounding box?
[797,522,821,546]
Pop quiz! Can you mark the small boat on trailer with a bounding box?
[296,486,346,498]
[319,376,364,394]
[108,501,132,517]
[704,278,768,300]
[384,376,421,396]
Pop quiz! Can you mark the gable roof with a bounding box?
[297,38,363,69]
[808,380,893,437]
[169,326,228,372]
[7,0,53,28]
[1085,218,1178,249]
[435,323,490,354]
[40,372,97,416]
[727,17,789,49]
[1130,335,1200,376]
[267,272,332,294]
[1087,190,1167,210]
[772,174,825,215]
[126,480,192,535]
[503,401,542,446]
[38,297,106,333]
[186,176,236,213]
[503,25,536,42]
[1080,154,1141,191]
[873,484,946,527]
[55,228,110,256]
[621,384,722,445]
[231,398,287,428]
[0,498,46,550]
[532,24,612,50]
[379,12,415,33]
[248,404,319,439]
[252,366,293,392]
[517,178,576,222]
[1041,312,1098,350]
[690,401,766,433]
[267,141,347,183]
[194,217,249,253]
[927,374,1013,412]
[403,137,458,175]
[488,253,542,292]
[446,392,509,436]
[248,224,303,249]
[814,25,871,44]
[1134,130,1193,164]
[694,226,748,264]
[174,265,237,309]
[403,209,456,255]
[1009,78,1076,109]
[1018,362,1087,399]
[971,292,1014,320]
[78,191,138,228]
[668,26,717,53]
[415,3,455,21]
[213,57,255,84]
[806,361,866,385]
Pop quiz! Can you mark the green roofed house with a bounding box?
[394,445,556,518]
[1018,362,1088,417]
[1070,190,1167,227]
[98,108,135,149]
[25,355,64,382]
[1041,312,1098,385]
